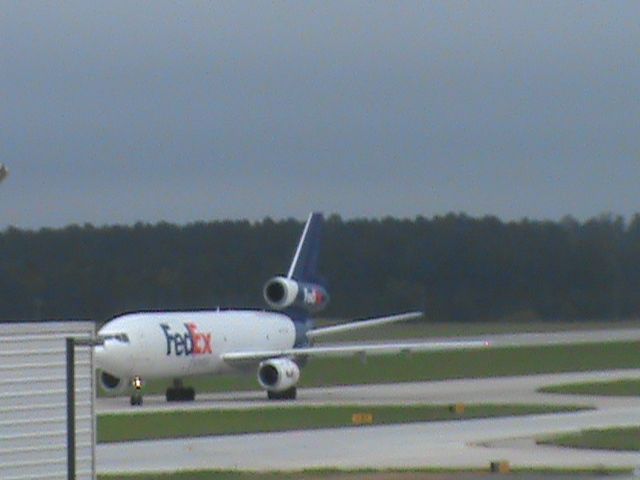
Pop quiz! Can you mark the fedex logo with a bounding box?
[303,287,325,306]
[160,323,212,356]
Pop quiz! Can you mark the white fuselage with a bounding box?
[95,310,296,380]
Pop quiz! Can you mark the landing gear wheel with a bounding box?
[185,387,196,401]
[267,387,297,400]
[166,387,176,402]
[130,392,143,406]
[165,386,196,402]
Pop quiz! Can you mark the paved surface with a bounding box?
[97,329,640,473]
[98,407,640,472]
[97,369,640,414]
[97,369,640,473]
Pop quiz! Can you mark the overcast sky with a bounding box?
[1,1,639,229]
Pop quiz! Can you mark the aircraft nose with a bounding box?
[94,340,114,371]
[94,343,106,367]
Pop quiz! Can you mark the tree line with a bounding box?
[1,213,639,323]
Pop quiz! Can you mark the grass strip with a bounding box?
[539,426,640,451]
[539,379,640,396]
[98,466,634,480]
[98,404,586,443]
[98,469,465,480]
[133,341,640,396]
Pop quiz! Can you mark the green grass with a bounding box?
[132,341,640,396]
[99,471,297,480]
[98,466,634,480]
[540,427,640,451]
[539,379,640,396]
[98,404,586,443]
[98,470,454,480]
[99,471,389,480]
[96,470,478,480]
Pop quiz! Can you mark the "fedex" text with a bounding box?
[160,323,213,356]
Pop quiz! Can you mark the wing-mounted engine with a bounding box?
[263,276,329,313]
[257,358,300,392]
[98,371,129,395]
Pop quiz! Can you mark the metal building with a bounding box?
[0,321,96,480]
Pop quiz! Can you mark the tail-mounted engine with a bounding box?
[257,358,300,392]
[263,276,329,313]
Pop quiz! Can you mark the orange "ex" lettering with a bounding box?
[186,323,213,354]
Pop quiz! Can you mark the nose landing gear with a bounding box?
[130,376,143,406]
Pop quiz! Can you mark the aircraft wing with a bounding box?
[221,339,489,364]
[306,311,423,339]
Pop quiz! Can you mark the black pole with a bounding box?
[66,337,75,480]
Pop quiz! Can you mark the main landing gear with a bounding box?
[130,376,143,406]
[166,379,196,402]
[267,386,297,400]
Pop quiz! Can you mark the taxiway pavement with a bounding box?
[98,405,640,472]
[97,369,640,413]
[97,369,640,473]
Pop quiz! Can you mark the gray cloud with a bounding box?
[1,1,639,228]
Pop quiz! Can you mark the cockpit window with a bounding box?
[101,333,130,343]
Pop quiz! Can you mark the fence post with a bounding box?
[66,337,76,480]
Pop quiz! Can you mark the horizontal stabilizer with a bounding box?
[307,311,423,339]
[222,339,489,364]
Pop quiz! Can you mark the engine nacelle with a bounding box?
[263,276,329,313]
[257,358,300,392]
[98,371,128,395]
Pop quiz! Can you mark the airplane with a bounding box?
[95,213,488,405]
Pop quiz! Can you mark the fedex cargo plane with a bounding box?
[95,213,487,405]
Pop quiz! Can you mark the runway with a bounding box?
[97,369,640,473]
[97,369,640,414]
